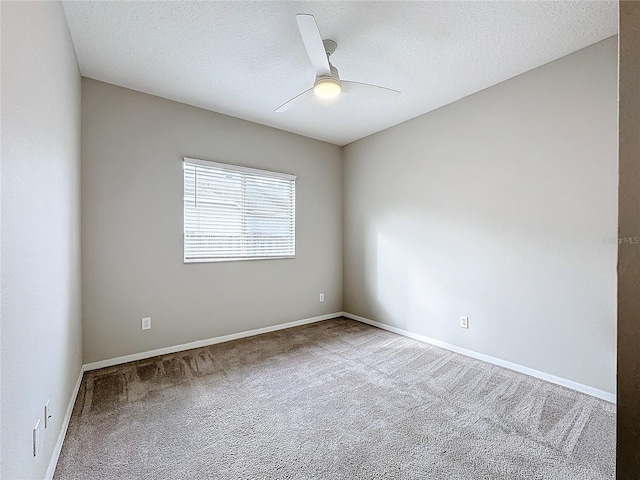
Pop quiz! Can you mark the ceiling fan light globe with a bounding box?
[313,79,341,99]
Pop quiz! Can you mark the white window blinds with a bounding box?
[184,157,296,262]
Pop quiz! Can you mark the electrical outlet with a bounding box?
[460,316,469,329]
[44,400,51,429]
[142,317,151,330]
[319,293,325,302]
[33,419,41,457]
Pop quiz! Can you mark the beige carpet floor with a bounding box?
[54,317,615,479]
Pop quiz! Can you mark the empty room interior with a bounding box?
[2,1,639,479]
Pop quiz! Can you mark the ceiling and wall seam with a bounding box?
[61,1,618,146]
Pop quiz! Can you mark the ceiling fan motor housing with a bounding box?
[314,64,342,98]
[315,64,341,88]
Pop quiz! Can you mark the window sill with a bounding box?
[184,255,295,264]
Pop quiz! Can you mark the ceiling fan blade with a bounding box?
[274,88,314,113]
[296,14,331,77]
[341,81,401,99]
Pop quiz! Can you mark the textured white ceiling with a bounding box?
[62,1,617,146]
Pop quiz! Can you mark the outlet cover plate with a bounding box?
[460,316,469,329]
[142,317,151,330]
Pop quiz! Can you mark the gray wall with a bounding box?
[1,2,83,479]
[617,1,640,474]
[343,37,618,394]
[81,79,343,363]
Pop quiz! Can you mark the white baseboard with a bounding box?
[83,312,342,371]
[45,367,84,480]
[342,312,616,404]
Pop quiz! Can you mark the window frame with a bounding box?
[183,157,297,264]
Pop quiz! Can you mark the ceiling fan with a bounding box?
[275,14,401,113]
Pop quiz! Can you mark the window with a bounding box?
[183,157,296,262]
